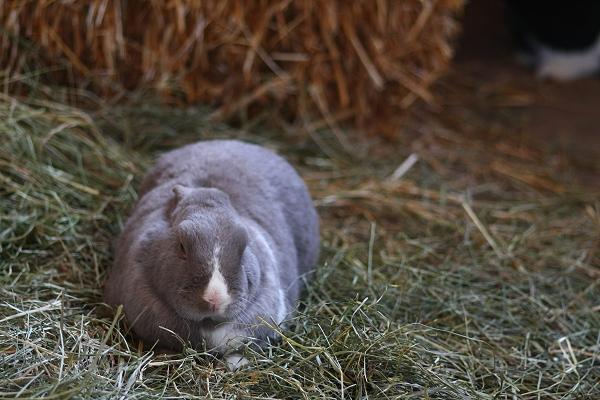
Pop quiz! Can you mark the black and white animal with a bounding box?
[507,0,600,80]
[104,140,320,368]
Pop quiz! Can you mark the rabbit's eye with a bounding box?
[178,242,187,259]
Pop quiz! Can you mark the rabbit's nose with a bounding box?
[203,291,221,311]
[201,264,232,313]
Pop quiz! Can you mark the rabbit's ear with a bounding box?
[172,184,193,202]
[232,223,248,258]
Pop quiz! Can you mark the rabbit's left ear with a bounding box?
[172,184,193,203]
[232,223,248,258]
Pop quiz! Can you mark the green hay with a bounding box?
[1,87,599,399]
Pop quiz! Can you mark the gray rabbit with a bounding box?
[104,140,319,368]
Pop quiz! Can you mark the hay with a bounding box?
[1,70,599,397]
[0,0,463,137]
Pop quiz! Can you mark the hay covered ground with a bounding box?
[1,75,599,398]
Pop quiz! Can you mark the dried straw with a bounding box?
[0,0,464,136]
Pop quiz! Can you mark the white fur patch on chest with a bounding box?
[224,353,249,370]
[203,322,244,351]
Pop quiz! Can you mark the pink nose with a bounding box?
[203,291,220,311]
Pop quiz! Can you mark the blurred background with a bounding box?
[3,0,598,170]
[458,0,600,164]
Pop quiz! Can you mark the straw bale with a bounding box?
[1,0,464,136]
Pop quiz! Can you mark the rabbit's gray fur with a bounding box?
[104,140,319,365]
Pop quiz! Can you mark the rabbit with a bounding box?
[104,140,320,369]
[507,0,600,80]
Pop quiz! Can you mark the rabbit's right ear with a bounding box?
[172,185,192,203]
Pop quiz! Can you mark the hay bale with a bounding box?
[1,0,464,136]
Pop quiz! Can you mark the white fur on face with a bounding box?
[202,245,232,313]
